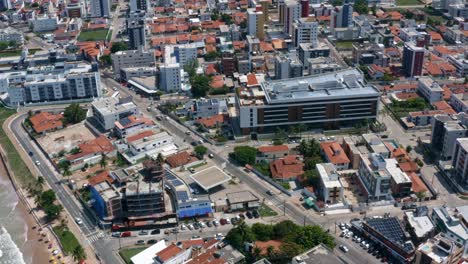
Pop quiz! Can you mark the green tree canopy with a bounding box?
[110,41,128,53]
[194,145,208,158]
[40,189,57,205]
[63,103,87,125]
[354,0,369,14]
[191,75,212,98]
[230,146,257,166]
[251,223,274,241]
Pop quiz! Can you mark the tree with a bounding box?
[31,2,39,7]
[279,242,303,259]
[0,42,8,50]
[205,51,220,61]
[69,147,81,155]
[251,223,274,241]
[72,245,86,261]
[303,169,320,186]
[37,176,45,187]
[332,0,343,5]
[191,75,212,98]
[8,40,16,48]
[194,145,208,158]
[110,41,128,53]
[100,153,107,168]
[99,54,112,65]
[220,14,233,25]
[406,145,412,153]
[44,204,62,221]
[225,220,255,249]
[252,247,262,260]
[404,10,414,19]
[40,190,56,205]
[184,59,199,79]
[58,160,72,176]
[156,153,164,163]
[63,103,86,125]
[273,128,287,145]
[273,220,300,239]
[354,0,369,14]
[230,146,257,166]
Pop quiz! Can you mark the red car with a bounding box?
[220,218,227,225]
[121,231,131,237]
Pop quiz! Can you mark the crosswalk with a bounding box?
[87,231,105,243]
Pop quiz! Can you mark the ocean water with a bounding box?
[0,175,27,264]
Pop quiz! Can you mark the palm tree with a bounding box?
[297,123,306,138]
[253,247,262,260]
[266,245,275,258]
[72,245,86,262]
[63,167,72,177]
[37,176,44,186]
[100,153,107,168]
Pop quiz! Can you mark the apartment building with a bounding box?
[236,69,379,135]
[292,17,319,48]
[283,0,301,35]
[417,77,443,104]
[0,27,24,45]
[159,63,181,92]
[91,97,138,130]
[448,54,468,77]
[247,8,265,39]
[111,48,155,79]
[7,63,102,105]
[316,163,344,204]
[431,113,468,160]
[298,42,331,70]
[451,138,468,189]
[430,206,468,256]
[30,14,59,32]
[449,93,468,113]
[414,233,464,264]
[90,0,111,17]
[403,43,425,77]
[358,153,392,200]
[164,44,198,67]
[127,11,147,49]
[274,55,304,80]
[125,180,166,217]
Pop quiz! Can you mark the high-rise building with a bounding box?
[127,11,146,50]
[259,0,269,22]
[278,0,285,25]
[451,138,468,188]
[300,0,309,17]
[0,0,12,10]
[159,63,181,92]
[247,7,265,39]
[90,0,110,17]
[130,0,150,12]
[283,0,301,36]
[292,17,318,47]
[111,47,155,79]
[274,55,303,79]
[330,2,353,29]
[431,113,468,160]
[66,1,85,18]
[402,43,424,77]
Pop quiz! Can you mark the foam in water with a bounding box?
[0,226,26,264]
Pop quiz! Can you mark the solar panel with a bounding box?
[176,191,189,201]
[166,173,177,181]
[171,179,183,187]
[366,217,415,253]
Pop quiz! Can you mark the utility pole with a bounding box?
[303,215,306,227]
[283,199,286,216]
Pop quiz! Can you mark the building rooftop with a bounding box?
[404,211,434,238]
[365,217,415,254]
[292,244,345,264]
[131,240,167,264]
[92,96,136,116]
[385,159,411,184]
[320,141,350,165]
[316,163,342,189]
[126,178,164,196]
[456,138,468,151]
[226,191,259,204]
[259,69,379,105]
[189,166,232,191]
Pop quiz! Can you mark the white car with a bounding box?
[75,217,83,225]
[180,224,186,230]
[35,160,41,166]
[339,245,349,253]
[225,218,231,224]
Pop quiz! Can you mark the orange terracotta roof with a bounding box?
[395,93,420,100]
[433,101,454,112]
[29,112,63,133]
[156,244,183,262]
[383,83,417,92]
[270,155,304,180]
[271,39,286,50]
[407,172,428,193]
[67,135,115,161]
[195,114,228,128]
[428,31,442,41]
[205,64,218,75]
[320,141,350,165]
[126,130,155,142]
[258,145,289,153]
[246,73,258,86]
[399,162,419,173]
[210,75,224,89]
[88,171,114,186]
[166,151,196,168]
[260,41,274,52]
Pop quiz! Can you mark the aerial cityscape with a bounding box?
[0,0,466,262]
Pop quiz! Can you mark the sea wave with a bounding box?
[0,226,26,264]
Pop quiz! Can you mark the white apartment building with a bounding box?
[0,27,24,45]
[90,0,111,17]
[128,131,174,156]
[247,8,264,39]
[316,163,344,204]
[450,93,468,113]
[431,113,468,160]
[417,77,444,104]
[358,153,392,200]
[451,138,468,188]
[91,97,138,130]
[283,0,301,36]
[292,17,319,47]
[159,63,181,92]
[164,44,198,67]
[30,15,59,32]
[111,48,156,79]
[448,54,468,77]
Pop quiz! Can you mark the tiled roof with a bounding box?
[67,135,115,161]
[320,141,350,165]
[407,172,428,193]
[156,244,183,262]
[270,155,304,180]
[166,151,194,168]
[29,112,63,133]
[88,170,114,186]
[126,130,155,143]
[257,145,289,153]
[195,114,228,128]
[210,75,224,89]
[246,73,258,86]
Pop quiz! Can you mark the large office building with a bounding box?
[403,43,425,77]
[90,0,111,17]
[292,17,319,48]
[283,0,301,36]
[111,47,155,79]
[451,138,468,189]
[431,113,468,160]
[247,7,265,39]
[127,11,147,50]
[236,69,379,134]
[159,63,182,92]
[7,63,102,105]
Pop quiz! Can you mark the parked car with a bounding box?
[180,224,186,230]
[151,229,160,235]
[220,218,226,225]
[206,221,213,227]
[111,232,120,238]
[138,230,148,236]
[147,239,157,245]
[246,211,253,219]
[199,222,206,228]
[231,217,238,225]
[213,220,219,226]
[225,218,231,224]
[208,154,214,158]
[252,210,260,218]
[35,160,41,166]
[239,213,245,219]
[121,231,131,237]
[188,224,194,230]
[135,240,145,245]
[28,151,33,156]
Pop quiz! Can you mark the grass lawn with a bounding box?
[388,98,430,119]
[0,48,41,58]
[78,29,110,41]
[396,0,421,5]
[52,226,81,254]
[335,41,354,50]
[258,204,278,217]
[0,107,39,190]
[119,247,148,264]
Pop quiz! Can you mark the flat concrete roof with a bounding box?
[226,191,259,204]
[189,166,232,191]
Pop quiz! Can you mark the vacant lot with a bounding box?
[335,41,354,50]
[78,29,110,41]
[119,247,148,264]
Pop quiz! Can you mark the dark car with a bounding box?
[231,217,238,225]
[28,151,34,156]
[206,221,213,227]
[252,210,259,218]
[246,211,253,219]
[151,229,161,235]
[220,218,227,225]
[147,239,157,244]
[191,141,199,146]
[239,213,245,219]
